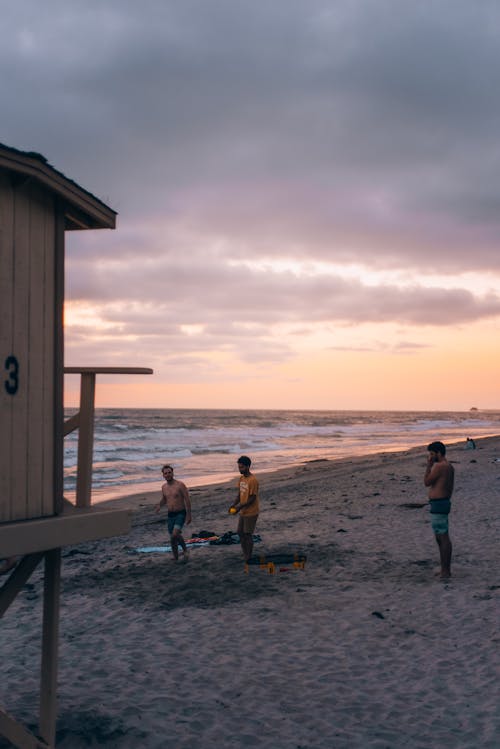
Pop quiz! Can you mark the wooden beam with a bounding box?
[39,550,61,747]
[64,367,153,375]
[0,508,130,558]
[0,708,50,749]
[0,553,44,618]
[76,372,96,508]
[62,411,80,437]
[0,550,59,749]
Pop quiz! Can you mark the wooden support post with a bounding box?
[76,372,96,508]
[0,551,54,749]
[0,554,44,618]
[38,549,61,748]
[0,709,49,749]
[64,367,152,508]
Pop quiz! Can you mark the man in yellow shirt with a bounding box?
[230,455,259,563]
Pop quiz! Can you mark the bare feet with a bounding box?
[434,568,451,579]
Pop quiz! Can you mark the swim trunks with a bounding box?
[431,513,449,535]
[429,498,451,535]
[167,510,186,535]
[429,498,451,514]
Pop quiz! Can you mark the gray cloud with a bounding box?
[3,0,500,374]
[66,242,500,321]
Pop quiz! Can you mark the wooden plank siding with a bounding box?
[0,172,15,522]
[53,210,65,516]
[0,176,58,522]
[27,184,57,519]
[11,179,31,519]
[26,184,45,518]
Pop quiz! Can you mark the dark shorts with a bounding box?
[429,498,451,514]
[167,510,186,535]
[237,514,258,534]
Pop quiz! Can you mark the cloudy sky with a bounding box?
[3,0,500,409]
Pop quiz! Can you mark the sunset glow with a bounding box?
[3,2,499,412]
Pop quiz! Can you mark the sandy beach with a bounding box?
[1,437,499,748]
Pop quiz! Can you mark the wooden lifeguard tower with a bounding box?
[0,144,152,748]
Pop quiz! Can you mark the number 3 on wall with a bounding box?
[4,355,19,395]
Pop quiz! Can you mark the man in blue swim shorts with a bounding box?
[156,465,192,561]
[424,441,454,579]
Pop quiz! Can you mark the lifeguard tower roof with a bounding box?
[0,142,116,230]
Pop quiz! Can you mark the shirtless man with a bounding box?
[424,441,454,579]
[156,465,192,561]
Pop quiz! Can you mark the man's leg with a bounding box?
[241,532,253,563]
[172,527,188,560]
[170,533,179,560]
[237,517,248,561]
[238,516,257,563]
[435,532,452,578]
[178,531,189,560]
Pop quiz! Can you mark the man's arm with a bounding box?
[230,483,242,512]
[232,475,258,511]
[237,476,258,511]
[424,460,444,487]
[231,493,256,513]
[232,490,257,511]
[182,483,192,523]
[155,491,166,514]
[242,493,257,510]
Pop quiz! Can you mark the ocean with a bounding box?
[63,408,500,503]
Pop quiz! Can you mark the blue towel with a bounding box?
[134,540,211,553]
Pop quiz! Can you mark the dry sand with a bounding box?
[1,437,499,748]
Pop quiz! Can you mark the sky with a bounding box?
[3,0,500,410]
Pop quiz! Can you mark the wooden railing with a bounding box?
[63,367,153,507]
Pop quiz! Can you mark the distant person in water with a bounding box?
[424,441,454,579]
[156,465,192,562]
[229,455,260,563]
